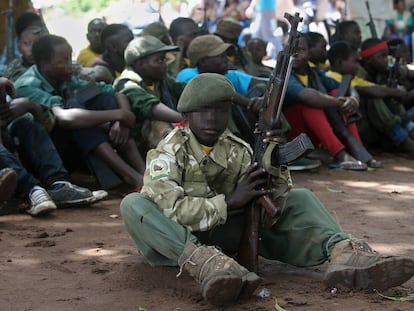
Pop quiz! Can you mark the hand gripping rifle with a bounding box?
[365,1,378,39]
[237,12,314,272]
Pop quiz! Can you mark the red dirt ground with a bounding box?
[1,152,414,311]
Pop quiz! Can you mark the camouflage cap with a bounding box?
[140,22,171,45]
[215,18,243,40]
[124,35,179,65]
[177,73,235,113]
[187,34,232,66]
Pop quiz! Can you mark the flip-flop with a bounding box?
[367,159,384,169]
[329,160,368,171]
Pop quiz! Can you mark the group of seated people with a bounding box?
[1,10,414,308]
[1,11,414,217]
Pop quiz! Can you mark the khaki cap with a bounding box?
[177,73,235,113]
[187,34,232,66]
[140,22,171,44]
[124,35,179,65]
[215,18,243,40]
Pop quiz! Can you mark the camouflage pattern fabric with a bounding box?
[142,124,292,232]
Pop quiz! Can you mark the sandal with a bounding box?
[329,160,368,171]
[367,159,384,169]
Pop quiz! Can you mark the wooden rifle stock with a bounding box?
[237,12,302,272]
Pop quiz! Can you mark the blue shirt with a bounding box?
[285,66,339,105]
[176,68,253,96]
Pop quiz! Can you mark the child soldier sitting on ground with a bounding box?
[120,73,414,307]
[326,41,383,168]
[0,77,107,216]
[113,35,185,152]
[357,38,414,158]
[14,34,145,191]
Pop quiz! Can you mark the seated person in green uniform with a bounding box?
[14,34,145,191]
[214,17,249,72]
[113,35,185,152]
[120,73,414,307]
[357,38,414,157]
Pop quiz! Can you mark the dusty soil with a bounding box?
[1,151,414,311]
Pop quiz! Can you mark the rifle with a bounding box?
[1,0,15,64]
[237,12,314,272]
[387,44,401,88]
[365,1,378,39]
[324,75,371,163]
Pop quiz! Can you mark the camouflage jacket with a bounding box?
[142,124,292,232]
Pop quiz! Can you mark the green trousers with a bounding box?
[358,98,405,146]
[120,188,348,268]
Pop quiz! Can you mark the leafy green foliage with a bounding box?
[56,0,111,14]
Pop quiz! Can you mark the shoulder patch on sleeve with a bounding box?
[149,158,170,180]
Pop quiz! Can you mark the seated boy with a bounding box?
[284,33,367,170]
[14,34,145,191]
[326,41,383,168]
[357,38,414,157]
[113,35,185,152]
[120,73,414,307]
[0,77,107,216]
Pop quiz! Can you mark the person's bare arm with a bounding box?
[355,84,407,100]
[151,103,184,123]
[296,88,343,108]
[51,106,135,129]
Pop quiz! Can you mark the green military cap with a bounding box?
[124,35,179,65]
[177,73,235,113]
[140,22,171,45]
[215,17,243,40]
[187,34,232,66]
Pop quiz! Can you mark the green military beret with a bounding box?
[177,73,235,113]
[124,35,179,65]
[187,34,232,66]
[215,18,243,40]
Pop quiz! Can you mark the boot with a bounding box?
[324,237,414,291]
[177,242,262,306]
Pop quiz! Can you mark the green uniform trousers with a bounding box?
[357,98,405,146]
[120,188,348,268]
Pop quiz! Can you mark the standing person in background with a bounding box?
[385,0,413,48]
[346,0,393,41]
[77,18,107,68]
[246,0,283,59]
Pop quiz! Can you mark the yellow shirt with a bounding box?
[296,73,308,87]
[326,70,374,88]
[76,46,101,67]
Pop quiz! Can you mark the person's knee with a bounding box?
[120,192,155,219]
[289,188,315,201]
